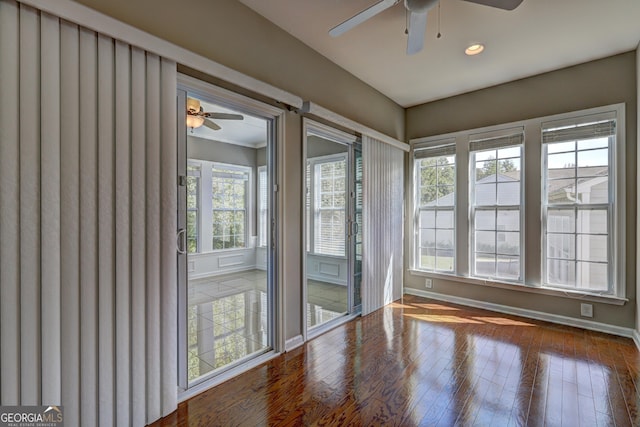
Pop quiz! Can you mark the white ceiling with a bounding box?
[239,0,640,107]
[187,97,267,147]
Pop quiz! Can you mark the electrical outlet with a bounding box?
[425,278,433,289]
[580,303,593,318]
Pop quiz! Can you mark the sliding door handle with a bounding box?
[176,228,187,255]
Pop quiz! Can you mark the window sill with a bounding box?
[189,247,252,257]
[408,269,627,306]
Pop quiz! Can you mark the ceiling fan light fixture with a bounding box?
[186,115,205,129]
[465,43,485,56]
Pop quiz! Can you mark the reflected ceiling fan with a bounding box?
[329,0,524,55]
[186,97,244,131]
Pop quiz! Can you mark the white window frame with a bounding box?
[408,103,626,302]
[541,109,620,295]
[257,165,268,248]
[307,153,348,258]
[412,138,457,274]
[469,129,524,283]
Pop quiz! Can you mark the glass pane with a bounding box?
[498,147,520,159]
[499,158,520,179]
[435,250,455,272]
[497,210,519,232]
[577,148,608,170]
[577,235,607,263]
[496,256,520,280]
[546,259,576,286]
[475,210,495,230]
[420,229,435,248]
[497,232,520,255]
[437,164,455,186]
[578,138,608,150]
[475,183,496,206]
[547,153,575,176]
[497,182,520,205]
[546,179,576,204]
[475,254,495,276]
[436,210,454,229]
[577,209,607,234]
[577,262,608,291]
[547,141,575,154]
[547,234,575,259]
[419,210,435,227]
[435,229,454,249]
[421,185,438,205]
[437,186,455,206]
[420,248,436,270]
[577,176,608,203]
[476,159,497,182]
[475,231,495,253]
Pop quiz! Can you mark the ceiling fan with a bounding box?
[329,0,524,55]
[186,97,244,131]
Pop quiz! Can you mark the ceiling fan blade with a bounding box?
[462,0,523,11]
[205,112,244,120]
[202,119,221,131]
[407,11,428,55]
[329,0,397,37]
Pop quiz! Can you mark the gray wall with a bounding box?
[406,52,637,328]
[187,136,256,166]
[72,0,404,141]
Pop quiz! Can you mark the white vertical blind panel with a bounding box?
[59,19,81,425]
[0,0,20,406]
[0,1,178,423]
[145,53,162,424]
[79,26,99,426]
[114,39,132,427]
[40,10,61,406]
[160,57,178,415]
[130,46,147,427]
[97,33,116,427]
[19,3,42,405]
[362,136,405,315]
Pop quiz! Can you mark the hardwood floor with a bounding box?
[150,295,640,426]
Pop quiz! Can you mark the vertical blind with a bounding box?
[0,1,177,426]
[362,135,404,315]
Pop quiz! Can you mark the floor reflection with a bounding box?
[188,270,347,382]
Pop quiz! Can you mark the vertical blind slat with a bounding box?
[19,3,42,405]
[40,10,61,406]
[0,0,20,406]
[114,39,131,427]
[145,52,162,423]
[130,46,147,427]
[79,26,99,426]
[160,57,178,416]
[59,19,81,425]
[97,33,115,427]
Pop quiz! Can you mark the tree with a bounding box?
[476,156,517,180]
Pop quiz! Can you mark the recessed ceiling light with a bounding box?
[465,43,485,56]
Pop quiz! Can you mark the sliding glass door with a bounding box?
[177,76,279,390]
[304,120,362,334]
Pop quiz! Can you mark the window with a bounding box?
[410,104,624,299]
[186,163,201,253]
[258,166,268,247]
[413,140,456,273]
[211,164,250,250]
[542,114,616,293]
[307,154,347,257]
[470,131,523,281]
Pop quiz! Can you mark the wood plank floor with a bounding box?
[150,295,640,426]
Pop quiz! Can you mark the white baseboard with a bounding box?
[285,335,304,352]
[404,288,639,350]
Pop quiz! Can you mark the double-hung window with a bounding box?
[469,130,524,281]
[542,113,617,293]
[257,166,268,248]
[211,164,250,250]
[413,139,456,273]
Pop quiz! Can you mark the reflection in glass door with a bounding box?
[304,120,362,333]
[177,78,278,389]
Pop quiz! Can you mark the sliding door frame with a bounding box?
[177,74,284,396]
